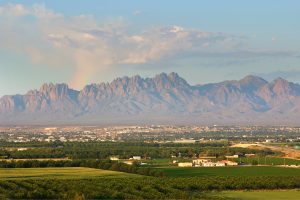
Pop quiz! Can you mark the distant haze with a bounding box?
[1,72,300,126]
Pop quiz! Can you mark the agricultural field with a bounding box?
[1,167,300,199]
[232,156,300,165]
[0,158,71,162]
[1,141,300,199]
[162,166,300,177]
[218,190,300,200]
[0,167,139,180]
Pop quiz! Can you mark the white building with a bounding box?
[218,160,238,166]
[110,156,119,161]
[215,161,226,167]
[226,160,238,166]
[202,162,216,167]
[265,139,276,143]
[245,154,255,157]
[178,162,193,167]
[193,159,209,166]
[225,155,239,159]
[17,148,28,151]
[132,156,141,160]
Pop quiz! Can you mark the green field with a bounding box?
[162,166,300,177]
[0,167,139,180]
[232,157,300,165]
[219,190,300,200]
[1,167,300,199]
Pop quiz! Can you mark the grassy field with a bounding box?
[0,158,71,162]
[232,157,300,165]
[1,167,300,199]
[219,190,300,200]
[0,167,139,180]
[162,166,300,177]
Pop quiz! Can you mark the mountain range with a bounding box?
[1,72,300,125]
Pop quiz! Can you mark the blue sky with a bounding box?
[0,0,300,96]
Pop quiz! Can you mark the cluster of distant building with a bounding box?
[1,125,300,143]
[177,158,238,167]
[110,155,147,165]
[109,154,240,168]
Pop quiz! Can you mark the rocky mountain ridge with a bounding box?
[1,72,300,125]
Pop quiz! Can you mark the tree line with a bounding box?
[0,141,274,159]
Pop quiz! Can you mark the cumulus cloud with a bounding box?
[0,3,297,89]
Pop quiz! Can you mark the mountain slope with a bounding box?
[1,73,300,125]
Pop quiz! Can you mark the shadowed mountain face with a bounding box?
[1,72,300,125]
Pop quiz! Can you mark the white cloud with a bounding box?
[169,25,184,33]
[133,10,142,16]
[0,3,297,89]
[0,4,29,16]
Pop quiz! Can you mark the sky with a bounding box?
[0,0,300,96]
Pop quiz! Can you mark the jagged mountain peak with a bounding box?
[154,72,168,80]
[238,75,268,93]
[168,72,188,84]
[39,83,71,95]
[268,77,291,93]
[153,72,190,89]
[37,82,78,102]
[271,77,289,85]
[267,77,300,97]
[239,75,268,84]
[1,73,300,125]
[168,72,179,79]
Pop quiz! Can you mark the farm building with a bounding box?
[110,156,119,161]
[132,156,141,160]
[219,160,238,166]
[202,162,216,167]
[225,155,240,159]
[193,159,210,166]
[178,162,193,167]
[215,161,226,167]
